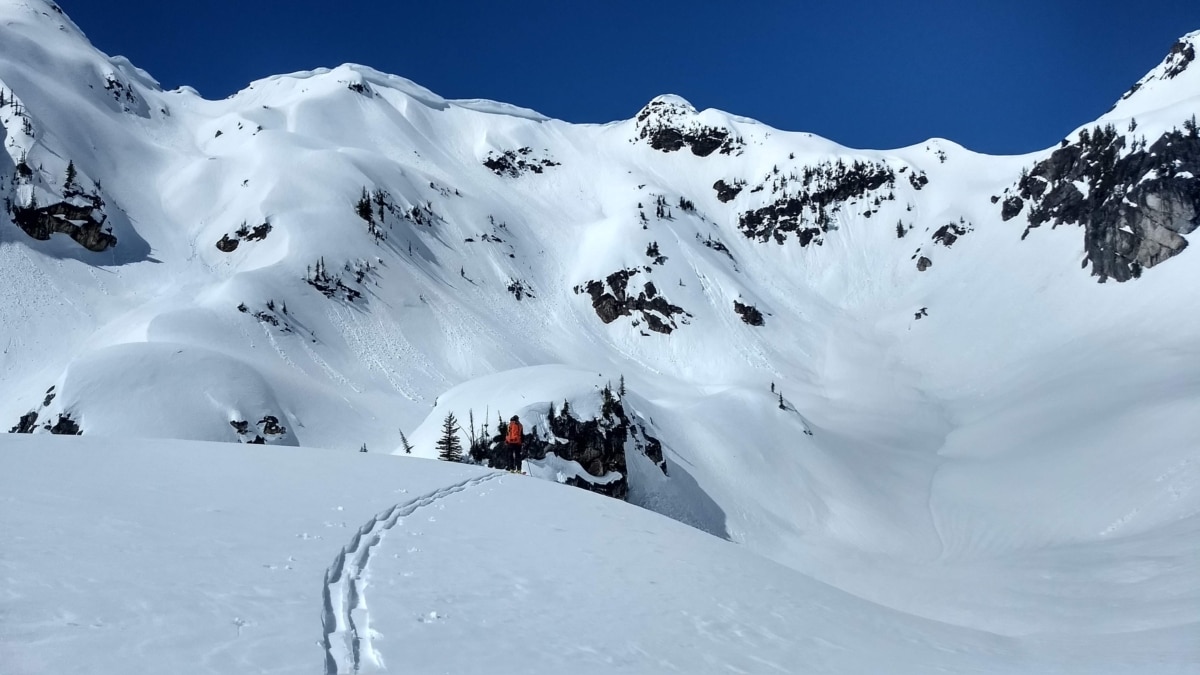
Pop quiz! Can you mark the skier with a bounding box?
[505,414,524,471]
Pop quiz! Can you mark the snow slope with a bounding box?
[1,1,1199,670]
[3,435,1195,675]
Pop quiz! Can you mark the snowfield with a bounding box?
[3,435,1196,674]
[1,0,1199,672]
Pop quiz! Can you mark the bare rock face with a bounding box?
[737,159,900,246]
[1004,125,1200,282]
[576,268,690,334]
[633,96,744,157]
[468,388,668,501]
[734,301,765,326]
[12,200,116,251]
[713,179,743,203]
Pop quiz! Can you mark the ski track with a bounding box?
[320,471,503,675]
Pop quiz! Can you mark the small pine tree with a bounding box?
[778,392,786,410]
[618,375,626,398]
[64,160,78,195]
[359,443,368,453]
[436,412,463,462]
[355,187,374,223]
[398,429,414,454]
[896,220,906,239]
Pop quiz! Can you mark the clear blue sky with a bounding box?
[57,0,1200,154]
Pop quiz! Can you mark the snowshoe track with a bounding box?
[320,471,503,674]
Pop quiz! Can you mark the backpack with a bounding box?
[506,420,523,444]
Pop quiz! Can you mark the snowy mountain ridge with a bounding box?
[2,2,1199,671]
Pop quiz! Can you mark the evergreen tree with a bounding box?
[618,375,626,398]
[601,383,615,419]
[64,160,79,195]
[355,187,374,223]
[778,392,786,410]
[436,412,463,462]
[398,429,414,454]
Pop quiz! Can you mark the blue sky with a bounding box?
[57,0,1200,154]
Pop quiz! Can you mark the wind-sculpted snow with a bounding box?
[1,3,1199,670]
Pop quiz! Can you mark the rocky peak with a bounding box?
[632,94,743,157]
[1112,31,1200,116]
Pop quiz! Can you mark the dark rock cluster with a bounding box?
[12,200,115,252]
[1003,124,1200,282]
[576,268,690,334]
[230,415,288,444]
[712,179,744,203]
[215,221,271,252]
[932,221,973,248]
[738,160,898,245]
[468,387,667,500]
[483,147,560,177]
[8,408,80,435]
[733,301,765,326]
[633,97,744,157]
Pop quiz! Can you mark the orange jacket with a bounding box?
[506,420,523,445]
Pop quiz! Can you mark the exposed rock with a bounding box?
[734,301,765,326]
[1010,124,1200,282]
[12,201,116,252]
[713,179,743,203]
[917,256,933,271]
[216,234,239,252]
[9,411,38,433]
[577,268,690,334]
[633,96,744,157]
[1001,196,1024,221]
[738,159,897,245]
[469,387,668,500]
[259,415,286,436]
[45,413,81,435]
[932,222,972,248]
[1165,39,1196,80]
[483,147,560,177]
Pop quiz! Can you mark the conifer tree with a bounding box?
[436,412,463,462]
[398,429,414,454]
[64,160,78,195]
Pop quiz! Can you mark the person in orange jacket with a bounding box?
[505,415,524,471]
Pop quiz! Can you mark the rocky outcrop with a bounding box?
[12,200,116,251]
[483,147,560,177]
[576,268,690,334]
[737,159,898,245]
[633,96,744,157]
[713,179,743,203]
[469,387,667,500]
[229,415,288,444]
[734,301,764,326]
[1003,125,1200,282]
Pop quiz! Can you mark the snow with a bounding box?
[525,452,624,485]
[0,1,1198,671]
[4,435,1197,674]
